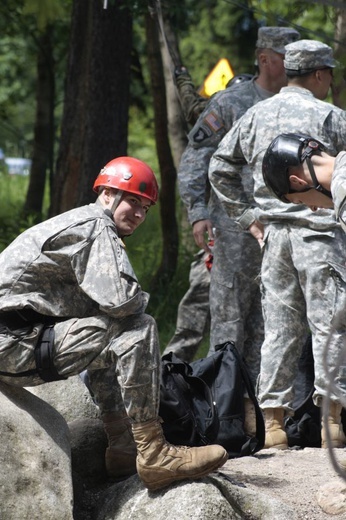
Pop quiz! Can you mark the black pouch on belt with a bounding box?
[34,325,68,382]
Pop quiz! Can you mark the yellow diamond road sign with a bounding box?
[198,58,235,97]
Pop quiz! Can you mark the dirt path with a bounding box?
[220,447,346,519]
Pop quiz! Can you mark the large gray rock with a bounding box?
[6,376,344,520]
[69,417,108,487]
[27,375,99,422]
[1,378,341,520]
[0,382,74,520]
[210,473,297,519]
[95,476,240,520]
[94,472,296,520]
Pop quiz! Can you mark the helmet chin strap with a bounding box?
[110,190,124,214]
[306,157,332,199]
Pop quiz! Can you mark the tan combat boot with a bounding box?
[102,412,137,480]
[321,401,346,449]
[264,408,288,450]
[131,418,228,491]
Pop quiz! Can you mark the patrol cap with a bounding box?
[284,39,336,74]
[256,27,300,54]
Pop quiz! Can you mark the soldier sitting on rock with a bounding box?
[0,156,228,491]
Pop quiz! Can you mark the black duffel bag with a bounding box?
[159,341,265,458]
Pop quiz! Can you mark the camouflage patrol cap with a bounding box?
[256,27,300,54]
[284,39,336,73]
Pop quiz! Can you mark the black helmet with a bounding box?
[262,133,326,203]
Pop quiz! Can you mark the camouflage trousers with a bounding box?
[208,227,263,388]
[258,224,346,411]
[162,250,210,362]
[0,313,160,423]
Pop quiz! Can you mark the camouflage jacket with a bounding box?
[209,86,346,232]
[178,77,272,228]
[0,203,149,319]
[175,72,208,125]
[331,151,346,232]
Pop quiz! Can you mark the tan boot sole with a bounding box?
[321,440,345,449]
[264,443,288,450]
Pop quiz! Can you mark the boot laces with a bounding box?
[167,444,189,453]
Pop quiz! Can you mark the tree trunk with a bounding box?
[50,0,132,216]
[145,11,179,291]
[159,19,188,169]
[159,16,194,254]
[23,26,55,221]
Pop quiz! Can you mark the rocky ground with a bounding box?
[74,446,346,519]
[219,446,346,520]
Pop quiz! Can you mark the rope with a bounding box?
[148,0,182,70]
[148,0,188,119]
[321,307,346,480]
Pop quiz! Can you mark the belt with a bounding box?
[0,309,57,328]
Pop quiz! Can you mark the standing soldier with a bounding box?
[163,69,254,363]
[163,66,211,362]
[209,40,346,450]
[176,27,300,429]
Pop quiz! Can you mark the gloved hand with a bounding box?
[174,66,189,78]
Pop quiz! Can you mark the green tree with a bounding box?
[23,25,55,220]
[177,0,259,86]
[145,8,179,292]
[51,0,133,215]
[0,4,37,157]
[0,0,70,220]
[22,0,70,219]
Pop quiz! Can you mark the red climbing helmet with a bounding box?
[93,156,159,204]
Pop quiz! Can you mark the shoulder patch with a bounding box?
[192,125,213,143]
[204,111,224,132]
[191,110,224,144]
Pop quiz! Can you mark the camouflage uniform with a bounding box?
[178,27,300,386]
[209,40,346,410]
[163,68,211,362]
[331,151,346,231]
[165,70,253,363]
[0,203,160,422]
[175,68,209,126]
[329,153,346,339]
[162,249,211,362]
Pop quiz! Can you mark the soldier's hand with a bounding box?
[174,66,189,78]
[193,219,214,253]
[248,220,264,248]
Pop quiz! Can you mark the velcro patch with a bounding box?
[192,125,213,143]
[204,111,224,132]
[191,111,224,144]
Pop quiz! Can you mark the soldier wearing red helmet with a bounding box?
[93,156,159,205]
[0,156,227,491]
